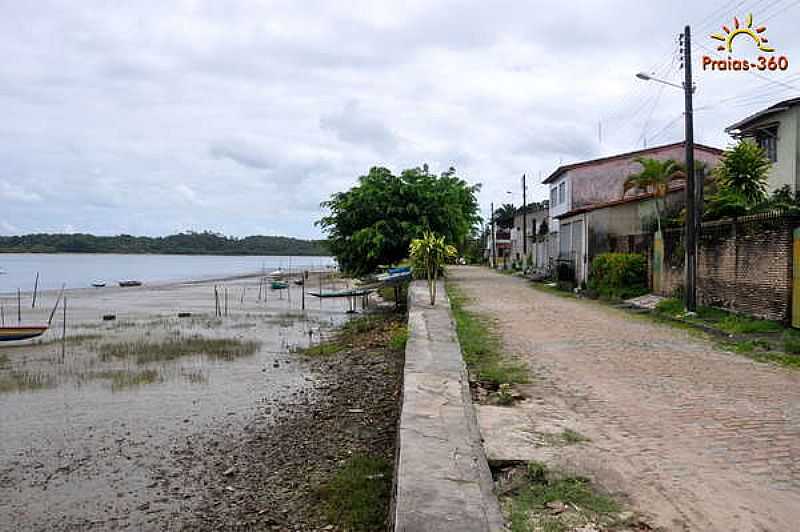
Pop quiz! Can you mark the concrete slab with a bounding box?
[393,280,505,532]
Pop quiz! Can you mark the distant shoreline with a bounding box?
[0,232,329,256]
[0,251,330,256]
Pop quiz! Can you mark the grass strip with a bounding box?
[318,455,392,531]
[446,282,528,386]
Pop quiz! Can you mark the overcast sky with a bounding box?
[1,0,799,239]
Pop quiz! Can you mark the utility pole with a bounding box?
[490,201,496,269]
[522,174,528,260]
[682,25,697,312]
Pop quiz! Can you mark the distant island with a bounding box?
[0,231,329,256]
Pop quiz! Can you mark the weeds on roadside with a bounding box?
[446,283,528,386]
[505,461,624,532]
[318,455,392,531]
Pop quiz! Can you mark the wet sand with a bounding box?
[0,272,363,530]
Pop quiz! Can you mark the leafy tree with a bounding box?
[410,231,456,305]
[704,140,771,219]
[622,157,683,233]
[317,165,481,275]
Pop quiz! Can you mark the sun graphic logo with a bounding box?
[710,14,774,53]
[702,13,788,72]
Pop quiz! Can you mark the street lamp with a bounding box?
[636,25,697,312]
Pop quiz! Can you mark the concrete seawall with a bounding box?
[393,279,505,531]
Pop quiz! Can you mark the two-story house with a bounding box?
[726,97,800,193]
[510,201,549,265]
[542,142,724,284]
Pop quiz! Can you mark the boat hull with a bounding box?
[0,326,48,342]
[309,288,373,298]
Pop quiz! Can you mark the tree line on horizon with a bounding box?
[0,231,329,256]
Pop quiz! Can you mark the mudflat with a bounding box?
[0,272,395,530]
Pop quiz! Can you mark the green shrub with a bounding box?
[588,253,648,300]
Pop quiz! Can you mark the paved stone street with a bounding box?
[450,266,800,532]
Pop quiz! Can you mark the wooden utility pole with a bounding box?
[490,201,496,269]
[682,25,697,312]
[522,174,528,259]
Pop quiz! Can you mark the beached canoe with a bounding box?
[0,325,48,342]
[271,281,289,290]
[91,280,107,288]
[308,288,373,298]
[118,280,142,287]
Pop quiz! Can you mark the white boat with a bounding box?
[91,280,107,288]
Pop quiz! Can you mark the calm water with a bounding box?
[0,253,335,294]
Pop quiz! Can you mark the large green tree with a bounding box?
[317,165,481,275]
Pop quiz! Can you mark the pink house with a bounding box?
[542,142,724,284]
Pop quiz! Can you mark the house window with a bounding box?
[550,187,557,206]
[755,127,778,163]
[558,182,566,205]
[559,223,570,257]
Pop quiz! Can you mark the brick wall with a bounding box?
[610,212,798,322]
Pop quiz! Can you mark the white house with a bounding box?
[726,97,800,193]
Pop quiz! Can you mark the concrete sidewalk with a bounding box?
[393,280,504,532]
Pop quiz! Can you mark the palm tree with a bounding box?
[409,231,457,305]
[493,203,516,229]
[622,157,684,233]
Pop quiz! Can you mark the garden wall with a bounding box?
[610,211,798,322]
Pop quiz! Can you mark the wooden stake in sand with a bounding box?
[302,271,306,311]
[32,272,39,308]
[61,295,67,363]
[241,287,246,305]
[224,287,229,317]
[17,288,21,323]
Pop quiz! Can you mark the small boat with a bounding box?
[309,288,373,298]
[387,266,411,274]
[271,281,289,290]
[0,325,49,342]
[91,280,107,288]
[118,280,142,287]
[0,286,65,342]
[293,278,304,286]
[376,271,412,284]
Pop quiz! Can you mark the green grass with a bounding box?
[0,353,9,368]
[747,351,800,368]
[298,312,402,357]
[97,337,260,364]
[389,325,408,351]
[0,371,57,394]
[561,429,590,444]
[318,455,392,531]
[90,369,162,391]
[446,282,528,386]
[507,462,621,532]
[716,315,782,334]
[784,330,800,354]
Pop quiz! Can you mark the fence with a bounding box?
[609,210,798,323]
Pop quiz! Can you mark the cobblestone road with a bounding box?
[451,266,800,532]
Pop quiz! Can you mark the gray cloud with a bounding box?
[0,1,798,238]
